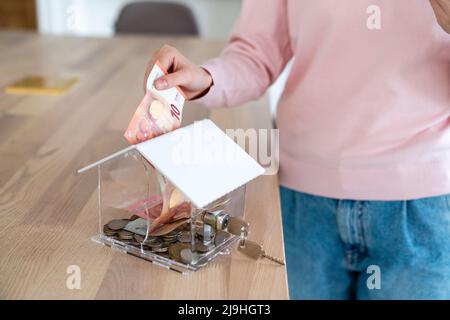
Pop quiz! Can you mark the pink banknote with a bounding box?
[124,61,186,144]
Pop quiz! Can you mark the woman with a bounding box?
[145,0,450,299]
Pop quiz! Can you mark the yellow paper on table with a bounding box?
[5,76,78,96]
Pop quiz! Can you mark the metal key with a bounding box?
[238,239,285,266]
[227,217,249,236]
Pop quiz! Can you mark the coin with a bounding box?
[118,230,134,240]
[103,225,117,236]
[196,227,216,237]
[177,231,192,243]
[165,229,181,237]
[162,238,177,245]
[195,241,215,253]
[152,245,169,253]
[145,238,163,249]
[162,231,181,243]
[134,234,159,245]
[162,229,181,243]
[109,234,119,240]
[130,214,140,221]
[180,248,194,264]
[162,234,178,240]
[168,243,191,262]
[134,234,145,243]
[107,219,130,231]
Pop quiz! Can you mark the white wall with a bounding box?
[36,0,242,40]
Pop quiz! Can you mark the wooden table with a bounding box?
[0,31,288,299]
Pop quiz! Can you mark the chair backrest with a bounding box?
[115,2,199,36]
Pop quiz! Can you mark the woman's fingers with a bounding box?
[154,69,191,90]
[143,44,213,99]
[143,45,184,92]
[154,45,179,71]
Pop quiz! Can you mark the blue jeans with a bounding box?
[280,186,450,300]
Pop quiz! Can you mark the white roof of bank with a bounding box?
[78,119,264,208]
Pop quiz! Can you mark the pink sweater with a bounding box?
[198,0,450,200]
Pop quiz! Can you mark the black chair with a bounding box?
[115,1,199,36]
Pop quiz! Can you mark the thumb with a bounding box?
[154,70,190,90]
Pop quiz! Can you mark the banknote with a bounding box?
[125,195,162,219]
[124,194,191,222]
[124,61,186,144]
[123,216,189,237]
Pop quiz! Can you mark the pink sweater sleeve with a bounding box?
[196,0,293,108]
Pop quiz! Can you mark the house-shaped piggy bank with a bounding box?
[78,119,264,274]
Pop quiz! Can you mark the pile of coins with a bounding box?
[103,215,232,264]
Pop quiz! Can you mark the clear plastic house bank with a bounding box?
[77,119,264,274]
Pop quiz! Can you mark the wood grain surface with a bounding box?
[0,31,288,299]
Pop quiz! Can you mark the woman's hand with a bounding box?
[144,45,213,100]
[430,0,450,34]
